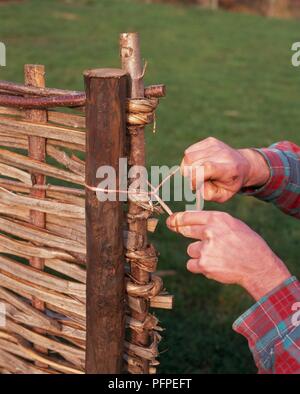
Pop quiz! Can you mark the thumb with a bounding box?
[203,181,233,203]
[180,157,190,177]
[203,181,219,201]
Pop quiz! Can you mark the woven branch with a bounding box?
[0,130,86,153]
[0,149,84,185]
[0,287,60,332]
[0,233,75,261]
[45,259,86,284]
[0,255,85,298]
[0,297,86,345]
[0,162,33,185]
[0,332,83,373]
[5,320,85,367]
[0,116,85,147]
[0,179,85,199]
[0,348,50,374]
[0,272,85,318]
[0,106,86,129]
[0,217,86,254]
[0,187,85,218]
[46,145,85,176]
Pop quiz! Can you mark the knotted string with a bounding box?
[85,166,202,216]
[85,167,181,216]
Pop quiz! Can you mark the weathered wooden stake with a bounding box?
[84,68,127,373]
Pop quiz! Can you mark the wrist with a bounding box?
[242,257,291,301]
[238,148,270,188]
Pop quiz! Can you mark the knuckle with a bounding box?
[203,160,213,170]
[215,211,231,220]
[187,241,201,257]
[206,136,217,143]
[181,211,189,224]
[197,260,208,275]
[221,211,231,219]
[203,228,214,239]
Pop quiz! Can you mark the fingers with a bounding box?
[184,150,211,166]
[173,224,206,239]
[182,160,225,188]
[181,160,234,202]
[182,139,232,196]
[167,211,212,228]
[180,158,185,176]
[183,137,221,169]
[186,259,199,273]
[187,240,202,258]
[184,137,221,155]
[166,211,214,239]
[203,182,232,203]
[202,162,225,182]
[202,181,218,201]
[186,258,206,274]
[166,210,233,239]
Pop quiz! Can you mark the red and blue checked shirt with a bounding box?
[233,141,300,374]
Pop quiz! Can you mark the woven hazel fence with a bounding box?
[0,32,173,374]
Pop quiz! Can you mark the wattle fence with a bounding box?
[0,32,173,374]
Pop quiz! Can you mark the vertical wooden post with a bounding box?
[266,0,289,17]
[84,68,127,374]
[120,32,150,373]
[197,0,218,9]
[24,64,48,363]
[267,0,277,16]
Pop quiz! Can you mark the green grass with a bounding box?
[1,0,300,373]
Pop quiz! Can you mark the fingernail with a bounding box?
[166,214,175,226]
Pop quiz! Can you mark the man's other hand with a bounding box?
[166,211,290,300]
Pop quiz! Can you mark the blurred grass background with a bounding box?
[1,0,300,373]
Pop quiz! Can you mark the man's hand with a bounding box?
[166,211,291,300]
[182,137,270,202]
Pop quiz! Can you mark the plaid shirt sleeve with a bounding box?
[233,277,300,374]
[241,141,300,219]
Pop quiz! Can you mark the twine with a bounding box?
[126,244,158,273]
[126,275,163,299]
[85,167,181,216]
[127,96,159,133]
[85,165,202,216]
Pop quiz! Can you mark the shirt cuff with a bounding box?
[240,148,290,201]
[233,276,300,371]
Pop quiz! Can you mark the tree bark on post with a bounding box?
[84,68,127,374]
[24,64,48,364]
[198,0,219,9]
[266,0,289,18]
[120,32,150,373]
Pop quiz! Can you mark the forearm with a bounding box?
[240,141,300,219]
